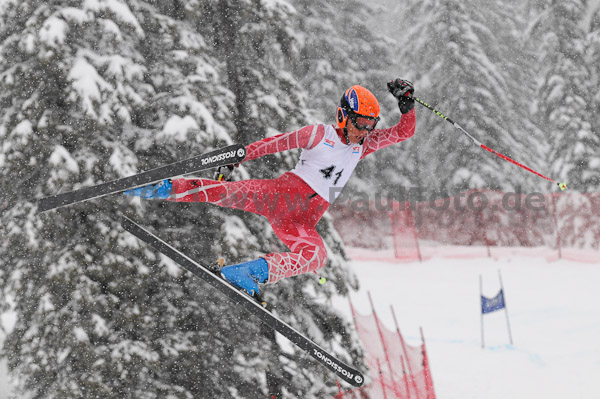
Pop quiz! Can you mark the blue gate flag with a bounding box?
[481,289,505,314]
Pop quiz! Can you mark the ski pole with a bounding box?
[413,97,567,191]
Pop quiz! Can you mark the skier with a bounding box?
[125,79,416,296]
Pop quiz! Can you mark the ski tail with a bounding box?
[37,144,246,213]
[120,217,365,387]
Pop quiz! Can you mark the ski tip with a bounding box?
[558,182,567,191]
[230,143,247,161]
[351,372,365,387]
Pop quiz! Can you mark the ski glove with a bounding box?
[387,78,415,114]
[214,164,235,181]
[124,179,172,199]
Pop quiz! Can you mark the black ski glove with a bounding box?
[214,164,235,181]
[387,78,415,114]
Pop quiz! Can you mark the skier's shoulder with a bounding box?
[303,124,354,151]
[299,122,330,134]
[290,123,330,149]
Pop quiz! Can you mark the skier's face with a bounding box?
[346,122,368,144]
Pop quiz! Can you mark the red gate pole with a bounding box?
[391,305,421,399]
[334,380,345,399]
[406,200,423,262]
[377,359,389,399]
[368,292,401,396]
[475,189,491,258]
[400,355,412,399]
[391,210,401,259]
[420,327,436,399]
[551,193,562,259]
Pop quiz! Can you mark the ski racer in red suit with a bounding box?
[126,79,416,296]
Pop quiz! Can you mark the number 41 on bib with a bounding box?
[320,165,344,185]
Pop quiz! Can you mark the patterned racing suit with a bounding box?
[169,109,416,284]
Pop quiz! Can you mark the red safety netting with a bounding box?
[330,190,600,263]
[335,300,435,399]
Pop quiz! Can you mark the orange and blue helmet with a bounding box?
[336,85,380,131]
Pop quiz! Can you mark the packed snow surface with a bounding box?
[334,248,600,399]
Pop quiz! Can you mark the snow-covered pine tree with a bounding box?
[485,0,549,193]
[0,0,232,397]
[292,1,393,120]
[1,1,365,398]
[0,1,281,397]
[193,0,308,174]
[589,2,600,185]
[525,0,600,248]
[529,0,600,192]
[402,0,546,200]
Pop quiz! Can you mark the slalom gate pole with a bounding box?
[498,270,514,345]
[413,97,567,191]
[480,274,485,349]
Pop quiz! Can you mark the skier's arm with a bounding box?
[360,108,416,159]
[361,79,416,159]
[242,124,325,163]
[124,125,326,199]
[209,124,325,180]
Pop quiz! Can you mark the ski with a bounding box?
[37,144,246,213]
[120,216,365,387]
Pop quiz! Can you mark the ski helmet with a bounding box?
[336,85,380,131]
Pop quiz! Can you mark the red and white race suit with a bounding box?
[169,109,416,283]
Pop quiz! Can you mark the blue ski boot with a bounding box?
[124,179,172,199]
[220,258,269,297]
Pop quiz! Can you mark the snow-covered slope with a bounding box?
[333,252,600,399]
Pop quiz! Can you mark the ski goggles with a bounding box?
[349,113,380,131]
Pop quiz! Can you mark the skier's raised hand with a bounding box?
[387,78,415,114]
[214,164,235,181]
